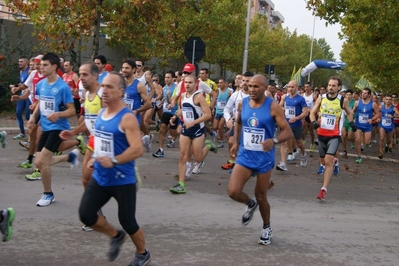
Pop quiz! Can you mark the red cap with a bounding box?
[104,63,113,72]
[34,54,43,63]
[183,63,196,73]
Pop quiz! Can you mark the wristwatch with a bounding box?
[111,158,118,166]
[272,137,279,144]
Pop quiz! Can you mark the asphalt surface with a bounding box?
[0,121,399,266]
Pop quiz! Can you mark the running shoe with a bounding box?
[205,139,218,153]
[142,135,151,152]
[258,227,273,246]
[314,140,319,146]
[333,158,339,175]
[309,144,315,152]
[192,161,204,174]
[25,169,41,181]
[355,156,362,164]
[13,133,26,140]
[388,146,393,152]
[82,225,93,232]
[18,159,32,169]
[242,199,258,226]
[76,135,87,155]
[129,250,152,266]
[276,162,287,171]
[0,131,8,148]
[317,165,325,175]
[378,153,383,159]
[372,139,377,144]
[54,151,63,156]
[300,153,307,167]
[170,183,186,194]
[385,145,389,153]
[185,162,192,178]
[316,189,326,200]
[0,207,15,242]
[107,230,127,262]
[339,151,347,157]
[19,140,30,150]
[361,144,364,151]
[209,131,217,142]
[152,149,164,158]
[287,154,295,161]
[36,193,55,207]
[217,141,224,148]
[351,143,355,149]
[221,161,234,170]
[166,140,175,148]
[69,149,80,169]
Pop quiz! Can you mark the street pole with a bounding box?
[308,14,316,82]
[242,0,252,73]
[191,40,197,64]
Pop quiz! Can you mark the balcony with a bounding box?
[259,0,275,10]
[271,10,285,23]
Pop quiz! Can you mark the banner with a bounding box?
[301,60,346,77]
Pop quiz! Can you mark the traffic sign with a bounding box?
[184,37,206,63]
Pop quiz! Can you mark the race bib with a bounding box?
[163,101,169,113]
[217,100,226,109]
[84,114,97,133]
[320,114,336,130]
[358,113,368,124]
[123,98,134,110]
[94,130,114,157]
[243,127,265,151]
[285,106,295,119]
[40,96,55,116]
[382,117,392,127]
[182,107,194,122]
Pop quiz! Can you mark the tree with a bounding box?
[307,0,399,91]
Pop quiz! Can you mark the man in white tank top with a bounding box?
[302,82,317,152]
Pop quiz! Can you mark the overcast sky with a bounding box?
[275,0,344,61]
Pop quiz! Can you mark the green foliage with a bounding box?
[307,0,399,92]
[0,32,35,112]
[7,0,338,86]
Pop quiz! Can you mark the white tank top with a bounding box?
[303,93,314,109]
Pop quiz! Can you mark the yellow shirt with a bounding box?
[201,78,217,105]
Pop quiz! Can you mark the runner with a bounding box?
[310,76,356,200]
[28,52,79,207]
[227,74,293,245]
[78,72,151,265]
[169,74,216,194]
[378,95,398,159]
[276,80,308,171]
[352,88,380,163]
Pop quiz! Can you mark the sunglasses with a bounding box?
[152,79,159,82]
[136,64,143,67]
[182,71,192,75]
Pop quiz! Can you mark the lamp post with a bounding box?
[242,0,252,73]
[308,14,316,82]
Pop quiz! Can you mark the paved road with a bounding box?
[0,132,398,266]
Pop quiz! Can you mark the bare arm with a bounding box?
[310,96,322,123]
[271,101,294,143]
[134,82,151,114]
[117,113,144,162]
